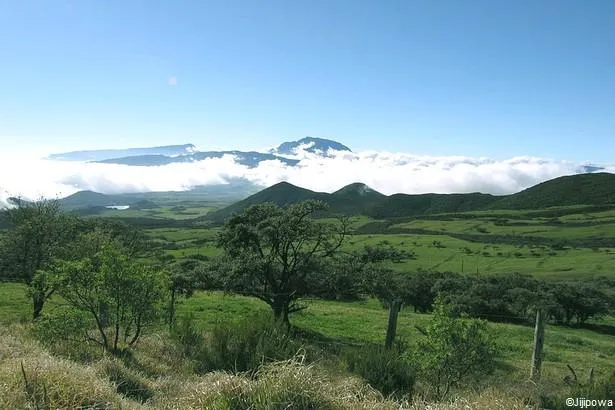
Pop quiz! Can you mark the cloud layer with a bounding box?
[1,148,613,208]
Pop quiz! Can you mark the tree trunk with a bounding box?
[385,300,402,349]
[32,293,45,320]
[272,295,290,328]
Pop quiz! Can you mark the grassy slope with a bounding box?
[2,283,613,399]
[488,172,615,210]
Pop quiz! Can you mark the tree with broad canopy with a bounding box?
[215,200,349,325]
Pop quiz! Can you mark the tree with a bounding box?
[0,198,78,319]
[359,241,415,349]
[216,200,348,326]
[369,268,412,349]
[46,233,168,354]
[414,296,497,399]
[166,259,202,328]
[405,270,449,313]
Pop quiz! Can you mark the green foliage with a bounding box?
[33,307,92,353]
[427,272,615,325]
[548,282,614,324]
[345,343,415,398]
[413,296,497,399]
[47,232,169,353]
[404,270,449,313]
[215,200,348,324]
[0,198,79,319]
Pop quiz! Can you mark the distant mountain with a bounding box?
[578,164,605,173]
[48,144,196,162]
[58,180,262,211]
[60,191,136,210]
[271,137,351,156]
[49,138,346,167]
[96,151,299,167]
[205,173,615,222]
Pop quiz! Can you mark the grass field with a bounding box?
[139,205,615,280]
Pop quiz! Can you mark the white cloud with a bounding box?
[0,147,613,208]
[168,76,177,86]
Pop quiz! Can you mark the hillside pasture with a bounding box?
[2,283,613,401]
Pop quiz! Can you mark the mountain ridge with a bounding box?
[204,172,615,222]
[48,144,197,162]
[48,137,348,167]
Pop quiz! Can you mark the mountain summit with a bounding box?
[271,137,352,157]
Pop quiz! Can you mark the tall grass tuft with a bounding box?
[172,313,305,375]
[98,357,155,403]
[0,354,131,409]
[156,354,402,410]
[345,343,415,399]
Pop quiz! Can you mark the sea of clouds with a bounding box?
[1,147,613,208]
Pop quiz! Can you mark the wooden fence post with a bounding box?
[385,299,402,349]
[530,309,546,380]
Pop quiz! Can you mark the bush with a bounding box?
[345,344,415,398]
[48,234,169,354]
[173,313,303,375]
[204,315,302,374]
[32,307,101,362]
[413,297,497,400]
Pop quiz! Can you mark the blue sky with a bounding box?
[0,0,613,162]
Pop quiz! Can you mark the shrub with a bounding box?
[48,233,169,354]
[32,307,101,362]
[413,296,497,400]
[203,315,302,374]
[173,313,303,375]
[345,343,415,398]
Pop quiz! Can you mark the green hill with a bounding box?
[489,172,615,210]
[205,172,615,222]
[367,192,498,218]
[60,191,127,210]
[204,182,330,222]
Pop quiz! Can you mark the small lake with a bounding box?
[105,205,130,210]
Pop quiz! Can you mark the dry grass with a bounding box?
[0,323,529,410]
[154,353,402,410]
[408,389,527,409]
